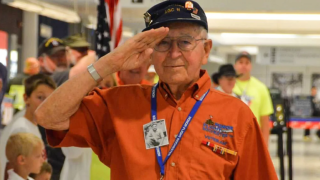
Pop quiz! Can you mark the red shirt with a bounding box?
[47,70,277,180]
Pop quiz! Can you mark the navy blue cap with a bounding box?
[142,0,208,32]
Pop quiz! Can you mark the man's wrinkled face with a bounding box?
[151,22,212,85]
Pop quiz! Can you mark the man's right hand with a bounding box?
[98,27,169,76]
[35,27,169,131]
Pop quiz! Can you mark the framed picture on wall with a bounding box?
[272,73,303,98]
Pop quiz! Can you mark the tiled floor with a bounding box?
[269,129,320,180]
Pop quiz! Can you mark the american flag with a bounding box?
[95,0,123,59]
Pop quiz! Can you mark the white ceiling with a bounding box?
[38,0,320,51]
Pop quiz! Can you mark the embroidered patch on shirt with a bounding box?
[203,118,234,138]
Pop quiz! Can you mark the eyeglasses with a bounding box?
[154,36,206,52]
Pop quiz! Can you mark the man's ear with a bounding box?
[202,39,213,65]
[23,93,29,106]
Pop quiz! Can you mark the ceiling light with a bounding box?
[3,0,80,23]
[206,13,320,21]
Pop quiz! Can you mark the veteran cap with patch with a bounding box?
[142,0,208,32]
[38,37,66,57]
[63,34,90,48]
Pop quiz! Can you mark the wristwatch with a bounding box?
[87,64,102,82]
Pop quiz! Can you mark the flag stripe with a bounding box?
[95,0,122,59]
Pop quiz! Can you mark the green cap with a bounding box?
[63,34,90,48]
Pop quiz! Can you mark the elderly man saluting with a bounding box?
[36,1,278,179]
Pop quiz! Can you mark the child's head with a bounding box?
[24,74,56,113]
[30,162,52,180]
[6,133,44,174]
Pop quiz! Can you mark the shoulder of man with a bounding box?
[51,70,70,87]
[86,84,153,100]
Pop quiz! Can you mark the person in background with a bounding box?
[39,37,93,180]
[115,61,151,85]
[30,162,52,180]
[7,58,40,113]
[233,51,274,146]
[5,133,44,180]
[38,38,69,75]
[304,86,320,141]
[212,64,239,97]
[51,51,96,87]
[63,34,90,67]
[51,35,94,87]
[0,74,55,180]
[0,62,7,126]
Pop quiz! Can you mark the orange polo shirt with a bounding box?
[46,70,277,180]
[115,71,151,86]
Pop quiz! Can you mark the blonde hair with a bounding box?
[5,133,43,164]
[39,162,52,174]
[29,162,53,178]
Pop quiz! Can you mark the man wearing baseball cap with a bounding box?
[38,37,69,75]
[233,51,274,146]
[37,1,277,179]
[63,34,91,66]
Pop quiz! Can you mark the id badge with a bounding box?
[143,119,169,150]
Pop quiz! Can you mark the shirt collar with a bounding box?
[158,69,212,101]
[7,169,34,180]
